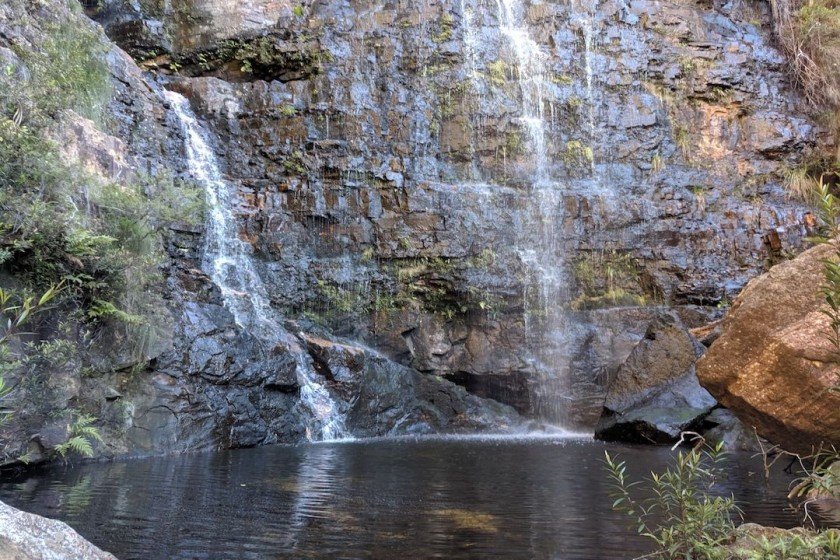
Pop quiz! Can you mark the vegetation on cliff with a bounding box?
[771,0,840,116]
[0,1,200,463]
[774,0,840,189]
[2,10,141,328]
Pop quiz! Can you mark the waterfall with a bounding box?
[493,0,549,181]
[459,0,484,181]
[489,1,575,428]
[574,0,598,177]
[582,20,595,157]
[164,90,349,442]
[460,0,480,80]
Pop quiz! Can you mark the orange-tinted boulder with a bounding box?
[697,243,840,454]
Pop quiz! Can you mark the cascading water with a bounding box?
[460,0,480,81]
[582,21,596,155]
[494,0,549,181]
[490,0,575,427]
[574,0,598,176]
[458,0,484,182]
[164,90,349,442]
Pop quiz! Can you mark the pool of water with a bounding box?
[0,436,813,559]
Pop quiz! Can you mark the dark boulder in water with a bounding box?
[595,312,716,443]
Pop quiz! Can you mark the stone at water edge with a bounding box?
[595,312,717,444]
[0,500,117,560]
[701,408,764,452]
[697,242,840,455]
[713,524,840,559]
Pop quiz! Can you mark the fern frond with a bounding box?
[57,436,94,458]
[75,425,103,442]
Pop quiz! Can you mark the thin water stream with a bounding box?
[165,91,348,441]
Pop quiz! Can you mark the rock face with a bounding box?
[0,0,523,468]
[595,313,716,443]
[300,332,520,436]
[99,0,823,425]
[0,500,116,560]
[697,243,840,454]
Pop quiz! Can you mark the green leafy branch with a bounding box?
[0,283,61,425]
[604,437,740,559]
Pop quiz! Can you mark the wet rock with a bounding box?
[690,319,725,347]
[697,243,840,454]
[0,500,117,559]
[147,0,823,432]
[701,407,762,452]
[595,313,716,443]
[297,331,523,436]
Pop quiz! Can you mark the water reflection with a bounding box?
[0,438,817,559]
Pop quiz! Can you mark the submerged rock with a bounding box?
[697,243,840,454]
[0,500,116,560]
[701,408,763,452]
[595,313,716,443]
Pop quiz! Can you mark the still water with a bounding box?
[0,436,810,559]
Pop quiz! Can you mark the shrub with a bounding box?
[770,0,840,159]
[604,440,740,560]
[0,285,61,424]
[21,21,111,121]
[806,178,840,379]
[729,526,840,559]
[1,8,200,372]
[771,0,840,106]
[787,447,840,505]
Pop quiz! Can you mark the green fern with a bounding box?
[87,299,144,325]
[55,436,93,458]
[54,413,103,459]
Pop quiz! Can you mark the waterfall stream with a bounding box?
[494,0,549,181]
[164,90,349,442]
[490,0,575,428]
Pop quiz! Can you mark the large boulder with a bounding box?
[0,500,116,559]
[697,243,840,454]
[595,313,717,443]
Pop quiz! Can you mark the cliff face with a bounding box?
[0,0,520,467]
[0,0,829,462]
[96,0,822,416]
